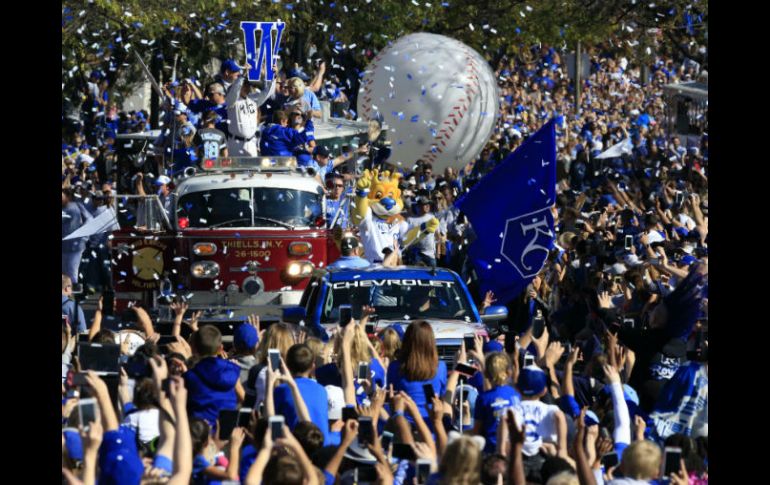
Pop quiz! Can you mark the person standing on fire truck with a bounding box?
[134,173,174,223]
[225,63,276,157]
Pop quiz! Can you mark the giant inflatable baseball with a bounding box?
[357,33,499,173]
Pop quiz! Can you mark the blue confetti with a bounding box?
[407,73,413,80]
[515,27,521,34]
[421,88,427,96]
[431,83,438,88]
[430,128,437,137]
[410,115,419,122]
[285,4,294,9]
[330,2,336,7]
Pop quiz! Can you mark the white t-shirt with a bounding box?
[645,229,665,244]
[359,209,409,263]
[677,213,696,231]
[511,400,561,457]
[123,408,160,444]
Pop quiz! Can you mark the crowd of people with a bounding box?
[62,21,708,485]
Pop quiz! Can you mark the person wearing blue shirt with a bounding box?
[307,145,352,183]
[326,236,371,271]
[386,321,448,420]
[189,83,228,132]
[61,274,86,334]
[315,323,383,406]
[471,352,521,453]
[260,110,304,156]
[289,111,316,166]
[273,343,331,444]
[285,76,322,119]
[62,188,93,284]
[325,172,352,229]
[183,326,241,427]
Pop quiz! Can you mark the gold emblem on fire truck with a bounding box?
[132,246,165,281]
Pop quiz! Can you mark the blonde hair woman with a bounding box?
[438,436,481,485]
[252,323,295,407]
[315,322,386,401]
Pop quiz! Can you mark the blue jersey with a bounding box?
[260,124,302,156]
[325,196,350,229]
[474,385,522,452]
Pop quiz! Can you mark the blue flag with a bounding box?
[456,119,557,303]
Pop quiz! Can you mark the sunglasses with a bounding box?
[332,184,344,188]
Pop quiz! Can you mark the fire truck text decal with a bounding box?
[223,240,284,249]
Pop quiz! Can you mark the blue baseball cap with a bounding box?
[680,254,698,266]
[516,366,548,396]
[98,429,144,485]
[674,227,689,238]
[234,323,258,350]
[287,68,310,82]
[584,410,600,427]
[602,383,639,405]
[221,59,243,73]
[386,324,405,340]
[313,145,331,157]
[63,428,84,461]
[483,341,504,353]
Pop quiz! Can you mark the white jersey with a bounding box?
[511,400,560,457]
[359,209,409,263]
[225,76,276,156]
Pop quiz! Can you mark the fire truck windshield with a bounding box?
[177,187,323,229]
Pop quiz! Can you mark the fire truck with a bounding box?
[110,156,340,335]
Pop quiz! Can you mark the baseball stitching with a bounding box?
[421,47,481,164]
[361,42,484,165]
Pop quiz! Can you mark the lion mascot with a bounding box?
[352,169,439,263]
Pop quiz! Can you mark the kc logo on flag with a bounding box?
[240,21,286,82]
[501,208,555,278]
[456,119,557,303]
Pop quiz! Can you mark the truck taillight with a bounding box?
[178,217,189,229]
[203,159,215,169]
[193,242,218,256]
[191,261,220,278]
[288,241,312,256]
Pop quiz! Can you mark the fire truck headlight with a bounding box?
[191,261,220,278]
[287,261,314,277]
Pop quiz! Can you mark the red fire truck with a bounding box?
[110,156,340,334]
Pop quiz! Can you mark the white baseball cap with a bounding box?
[325,385,344,421]
[77,154,94,164]
[155,175,172,186]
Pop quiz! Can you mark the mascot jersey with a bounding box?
[359,209,409,263]
[352,169,439,264]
